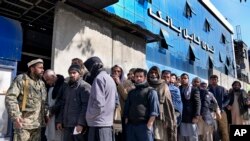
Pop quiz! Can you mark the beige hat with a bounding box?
[27,59,43,68]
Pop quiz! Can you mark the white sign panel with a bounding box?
[0,68,12,138]
[0,68,12,94]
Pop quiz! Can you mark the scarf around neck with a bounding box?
[182,84,192,100]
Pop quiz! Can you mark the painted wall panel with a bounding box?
[0,16,22,61]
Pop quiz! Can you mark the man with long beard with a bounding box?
[227,81,250,125]
[56,64,91,141]
[5,58,47,141]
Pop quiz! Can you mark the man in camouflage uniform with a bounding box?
[5,58,47,141]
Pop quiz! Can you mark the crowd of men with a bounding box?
[4,57,250,141]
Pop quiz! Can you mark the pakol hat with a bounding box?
[27,58,43,68]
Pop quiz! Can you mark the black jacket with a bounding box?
[228,89,249,116]
[179,86,201,123]
[49,75,65,119]
[208,85,229,111]
[200,89,216,125]
[56,79,91,127]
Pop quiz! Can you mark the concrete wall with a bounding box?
[243,47,250,83]
[51,2,146,77]
[213,69,250,91]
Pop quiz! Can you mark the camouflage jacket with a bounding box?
[5,73,47,129]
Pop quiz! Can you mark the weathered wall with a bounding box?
[51,2,146,76]
[213,69,250,91]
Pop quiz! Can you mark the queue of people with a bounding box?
[4,57,250,141]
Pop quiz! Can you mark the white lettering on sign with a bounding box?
[148,8,215,53]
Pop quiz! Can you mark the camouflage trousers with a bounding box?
[13,128,41,141]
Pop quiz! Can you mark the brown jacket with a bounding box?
[147,66,176,141]
[149,80,177,141]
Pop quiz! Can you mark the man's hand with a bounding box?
[147,116,155,130]
[14,117,23,129]
[56,123,63,130]
[216,112,222,120]
[112,76,121,84]
[45,116,51,124]
[247,99,250,105]
[147,122,153,130]
[76,125,83,133]
[227,105,232,110]
[216,108,222,120]
[192,116,199,123]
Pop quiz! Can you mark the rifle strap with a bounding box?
[21,78,29,111]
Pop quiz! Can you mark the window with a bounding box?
[138,0,152,4]
[240,0,247,2]
[243,48,247,58]
[160,29,172,49]
[208,56,213,69]
[160,39,168,49]
[232,60,235,70]
[184,2,196,18]
[204,19,212,32]
[219,52,223,62]
[189,45,196,62]
[221,34,226,44]
[225,66,229,75]
[226,56,230,66]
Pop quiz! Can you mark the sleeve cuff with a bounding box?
[150,112,159,117]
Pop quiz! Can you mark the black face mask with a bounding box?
[88,64,105,85]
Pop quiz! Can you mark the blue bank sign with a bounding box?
[148,8,214,53]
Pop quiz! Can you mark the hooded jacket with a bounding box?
[84,57,117,126]
[84,56,105,85]
[147,66,177,141]
[111,65,128,117]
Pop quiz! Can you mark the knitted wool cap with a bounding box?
[68,64,81,73]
